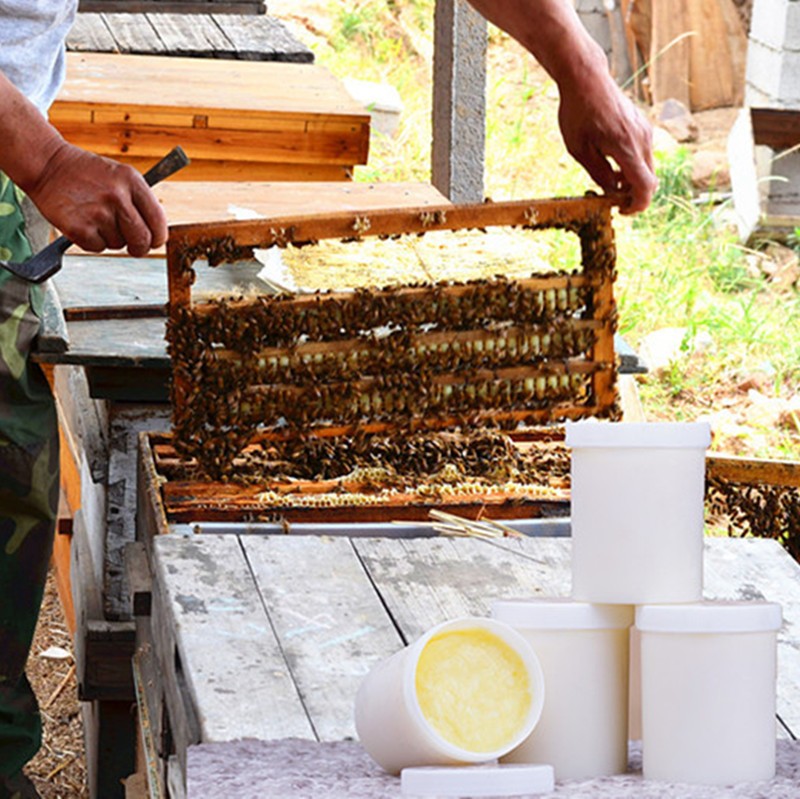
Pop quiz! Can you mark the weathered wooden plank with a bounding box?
[67,13,117,53]
[38,318,168,367]
[686,0,736,111]
[81,620,136,701]
[71,10,312,63]
[105,405,172,620]
[703,537,800,739]
[650,0,691,107]
[146,12,231,56]
[132,645,167,799]
[36,280,69,354]
[79,2,265,14]
[212,15,314,62]
[51,364,110,483]
[241,536,403,741]
[51,255,263,311]
[151,534,314,744]
[101,12,166,54]
[352,536,572,642]
[126,541,153,617]
[138,432,173,544]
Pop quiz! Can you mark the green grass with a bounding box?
[307,0,800,461]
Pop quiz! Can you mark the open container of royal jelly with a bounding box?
[354,617,546,775]
[566,421,711,604]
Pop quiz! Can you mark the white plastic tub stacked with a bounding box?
[355,422,783,796]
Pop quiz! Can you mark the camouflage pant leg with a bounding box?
[0,174,59,777]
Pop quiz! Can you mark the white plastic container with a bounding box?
[636,601,782,785]
[566,421,711,604]
[493,599,633,779]
[354,617,546,775]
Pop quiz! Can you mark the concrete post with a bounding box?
[744,0,800,221]
[746,0,800,108]
[432,0,487,203]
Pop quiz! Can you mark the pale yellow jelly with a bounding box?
[414,627,532,753]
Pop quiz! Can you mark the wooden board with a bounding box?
[649,0,691,107]
[751,108,800,152]
[55,52,365,127]
[686,0,736,111]
[649,0,745,111]
[80,2,265,14]
[149,534,314,747]
[51,53,369,180]
[241,536,403,741]
[352,536,573,642]
[105,406,172,621]
[212,14,313,61]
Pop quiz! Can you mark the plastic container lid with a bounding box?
[565,420,711,449]
[401,764,555,797]
[636,601,782,634]
[493,598,634,630]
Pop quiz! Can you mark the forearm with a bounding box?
[466,0,655,212]
[0,71,66,194]
[0,69,167,255]
[466,0,609,91]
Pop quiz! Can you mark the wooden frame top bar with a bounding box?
[167,193,620,258]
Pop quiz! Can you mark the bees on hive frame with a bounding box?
[168,256,605,484]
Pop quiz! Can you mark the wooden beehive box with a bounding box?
[51,52,370,181]
[141,194,621,529]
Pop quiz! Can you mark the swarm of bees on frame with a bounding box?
[706,475,800,562]
[165,206,619,506]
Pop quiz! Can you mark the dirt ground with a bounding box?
[25,570,88,797]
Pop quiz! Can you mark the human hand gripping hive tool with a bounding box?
[0,145,190,283]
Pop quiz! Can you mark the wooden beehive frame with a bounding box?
[166,194,620,478]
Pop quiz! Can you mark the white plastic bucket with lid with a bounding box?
[566,421,711,604]
[354,617,546,775]
[636,600,782,785]
[493,599,633,780]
